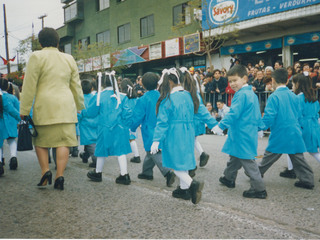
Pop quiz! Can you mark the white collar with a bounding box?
[104,86,113,91]
[170,86,184,94]
[241,84,248,88]
[276,85,286,90]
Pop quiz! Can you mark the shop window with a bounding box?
[78,37,90,50]
[97,0,110,11]
[97,30,110,44]
[116,0,125,3]
[118,23,130,44]
[173,3,191,26]
[140,15,154,38]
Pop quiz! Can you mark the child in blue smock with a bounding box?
[85,72,133,185]
[258,68,314,190]
[151,68,204,204]
[78,79,98,168]
[212,65,267,199]
[120,78,141,164]
[1,81,20,170]
[179,67,218,177]
[280,74,320,180]
[131,72,175,187]
[0,78,21,176]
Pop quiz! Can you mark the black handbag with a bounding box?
[17,116,38,151]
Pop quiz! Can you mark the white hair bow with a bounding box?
[106,70,121,109]
[158,67,180,86]
[180,67,200,93]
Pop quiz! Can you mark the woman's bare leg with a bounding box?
[55,146,69,179]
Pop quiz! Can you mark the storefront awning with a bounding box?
[284,32,320,46]
[220,38,282,55]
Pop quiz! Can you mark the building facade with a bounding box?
[57,0,320,76]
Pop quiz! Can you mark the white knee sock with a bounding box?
[195,138,204,155]
[96,157,105,173]
[0,148,3,162]
[118,155,127,175]
[309,152,320,163]
[287,155,293,170]
[174,170,193,190]
[130,141,139,157]
[7,138,17,157]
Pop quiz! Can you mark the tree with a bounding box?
[15,36,41,71]
[172,0,239,71]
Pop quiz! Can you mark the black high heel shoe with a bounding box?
[37,171,52,186]
[54,176,64,190]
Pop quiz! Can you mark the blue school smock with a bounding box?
[262,87,306,154]
[127,98,138,140]
[131,90,160,152]
[153,90,196,171]
[0,92,20,148]
[78,93,98,145]
[3,93,20,138]
[219,85,264,160]
[82,89,132,157]
[297,93,320,153]
[194,93,206,136]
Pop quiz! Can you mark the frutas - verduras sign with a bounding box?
[202,0,320,30]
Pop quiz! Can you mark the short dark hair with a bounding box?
[227,64,248,78]
[81,80,92,94]
[38,27,60,48]
[142,72,159,90]
[271,68,288,84]
[217,100,225,104]
[205,72,213,78]
[213,69,221,75]
[275,60,283,66]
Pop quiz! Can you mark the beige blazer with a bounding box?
[20,47,85,126]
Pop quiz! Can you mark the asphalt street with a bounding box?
[0,131,320,238]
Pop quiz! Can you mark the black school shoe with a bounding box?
[130,156,141,163]
[294,181,314,190]
[188,166,197,178]
[172,186,191,200]
[165,171,175,187]
[243,189,267,199]
[80,152,89,163]
[219,176,235,188]
[138,173,153,180]
[0,162,4,176]
[9,157,18,170]
[116,174,131,185]
[189,180,204,204]
[279,168,296,179]
[87,169,102,182]
[199,152,210,167]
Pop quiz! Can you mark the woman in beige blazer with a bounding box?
[20,28,84,190]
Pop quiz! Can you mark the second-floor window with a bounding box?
[118,23,130,44]
[97,30,110,44]
[98,0,110,11]
[78,37,90,50]
[64,2,77,22]
[173,3,191,26]
[140,15,154,38]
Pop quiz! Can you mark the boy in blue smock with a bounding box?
[78,79,97,168]
[0,79,21,176]
[130,72,175,187]
[213,65,267,199]
[85,72,133,185]
[258,68,314,189]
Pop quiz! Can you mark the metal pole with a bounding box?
[3,4,10,74]
[38,14,47,29]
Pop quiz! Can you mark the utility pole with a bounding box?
[38,14,47,29]
[3,4,10,74]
